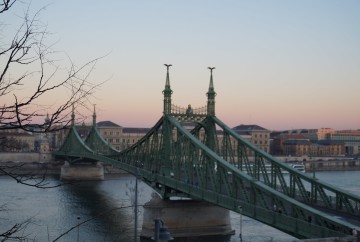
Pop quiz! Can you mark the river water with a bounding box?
[0,170,359,242]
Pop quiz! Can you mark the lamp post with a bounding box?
[77,216,80,242]
[311,152,316,179]
[239,206,243,242]
[152,219,173,242]
[134,163,140,242]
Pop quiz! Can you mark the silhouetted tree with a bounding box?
[0,1,104,240]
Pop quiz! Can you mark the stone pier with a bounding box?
[60,161,104,180]
[141,195,235,238]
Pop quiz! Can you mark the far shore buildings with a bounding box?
[269,128,359,157]
[2,120,360,158]
[96,121,150,150]
[232,124,271,153]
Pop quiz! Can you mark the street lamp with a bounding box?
[152,219,173,242]
[134,162,141,242]
[239,206,243,242]
[77,216,80,242]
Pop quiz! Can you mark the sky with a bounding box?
[5,1,360,131]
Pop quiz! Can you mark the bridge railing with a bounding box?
[171,104,207,115]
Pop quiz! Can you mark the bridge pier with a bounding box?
[141,195,235,238]
[60,161,104,180]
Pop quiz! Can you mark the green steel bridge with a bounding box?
[54,65,360,240]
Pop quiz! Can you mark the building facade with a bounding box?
[327,130,360,156]
[96,121,150,150]
[271,129,347,157]
[232,124,271,153]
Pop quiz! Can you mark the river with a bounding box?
[0,170,359,242]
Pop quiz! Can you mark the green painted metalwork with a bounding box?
[54,108,95,162]
[53,66,360,239]
[207,67,216,116]
[163,64,173,115]
[84,106,118,156]
[211,116,360,217]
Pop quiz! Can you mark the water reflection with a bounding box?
[140,235,232,242]
[59,180,135,241]
[3,172,334,241]
[58,176,235,242]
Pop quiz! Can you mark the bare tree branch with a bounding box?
[0,3,106,133]
[0,0,16,13]
[0,1,110,241]
[0,163,83,188]
[0,217,32,242]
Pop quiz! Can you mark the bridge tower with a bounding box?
[207,67,216,116]
[60,106,104,180]
[142,65,234,239]
[163,64,173,115]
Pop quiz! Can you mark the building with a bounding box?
[232,124,271,153]
[270,133,309,156]
[327,130,360,156]
[96,121,150,150]
[271,128,348,157]
[0,129,35,152]
[283,139,311,157]
[282,138,345,157]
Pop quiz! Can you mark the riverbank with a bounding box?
[0,160,126,175]
[302,159,360,172]
[1,152,360,175]
[275,156,360,172]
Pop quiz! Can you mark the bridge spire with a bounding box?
[163,64,173,114]
[71,104,75,127]
[92,104,97,126]
[207,67,216,116]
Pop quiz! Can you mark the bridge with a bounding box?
[54,65,360,240]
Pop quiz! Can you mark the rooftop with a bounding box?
[97,121,122,128]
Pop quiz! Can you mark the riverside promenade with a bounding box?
[276,156,360,171]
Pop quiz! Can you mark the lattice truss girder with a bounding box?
[207,116,360,217]
[127,114,357,238]
[54,114,360,239]
[85,125,119,156]
[55,126,94,159]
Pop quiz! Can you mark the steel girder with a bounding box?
[84,125,119,156]
[210,117,360,218]
[53,126,96,162]
[54,115,360,239]
[106,114,358,238]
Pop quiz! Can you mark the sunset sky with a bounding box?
[6,1,360,131]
